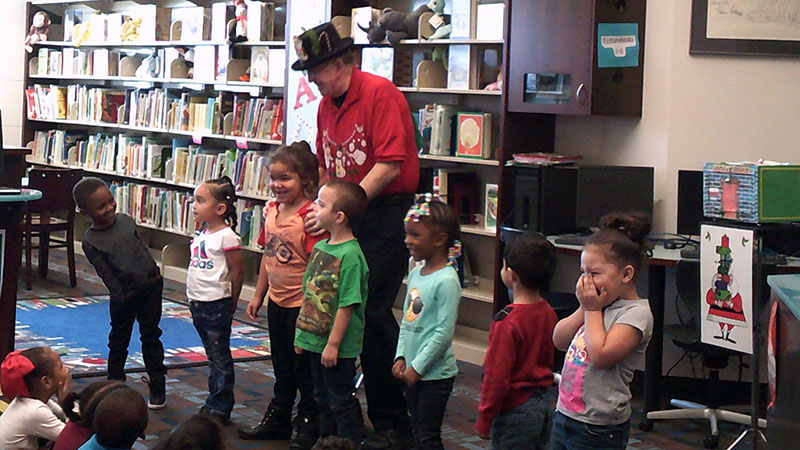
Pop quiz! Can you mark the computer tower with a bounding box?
[510,165,577,235]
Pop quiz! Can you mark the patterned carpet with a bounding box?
[15,296,271,376]
[16,249,748,449]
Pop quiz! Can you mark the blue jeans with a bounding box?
[550,411,630,450]
[190,298,235,415]
[405,377,455,450]
[491,388,553,450]
[308,352,361,445]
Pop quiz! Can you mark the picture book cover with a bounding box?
[250,47,270,84]
[447,45,471,90]
[360,47,394,82]
[485,183,498,229]
[456,112,490,159]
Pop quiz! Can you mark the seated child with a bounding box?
[0,347,72,449]
[294,180,370,447]
[77,386,148,450]
[151,414,225,450]
[72,177,167,409]
[53,381,127,450]
[476,232,558,449]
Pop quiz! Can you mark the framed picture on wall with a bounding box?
[690,0,800,57]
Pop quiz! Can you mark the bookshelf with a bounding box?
[21,0,287,290]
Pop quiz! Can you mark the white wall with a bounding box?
[1,0,28,146]
[555,0,800,232]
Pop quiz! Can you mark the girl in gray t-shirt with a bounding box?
[551,213,654,450]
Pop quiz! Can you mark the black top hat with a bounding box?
[291,22,355,71]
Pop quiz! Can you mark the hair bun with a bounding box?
[599,212,652,247]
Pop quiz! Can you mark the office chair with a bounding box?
[22,168,84,289]
[642,260,765,448]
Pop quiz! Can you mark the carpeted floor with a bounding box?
[15,295,271,376]
[16,249,749,449]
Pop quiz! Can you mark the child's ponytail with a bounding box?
[206,176,238,230]
[586,211,652,277]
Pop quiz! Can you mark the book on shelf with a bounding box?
[216,45,230,81]
[485,183,498,229]
[171,7,211,42]
[418,104,435,153]
[360,47,394,82]
[106,13,124,44]
[193,46,217,82]
[48,51,62,76]
[250,47,270,84]
[211,3,235,43]
[236,199,265,247]
[246,1,275,42]
[450,0,477,39]
[37,48,49,75]
[429,104,458,156]
[476,3,505,41]
[447,45,472,90]
[64,7,83,42]
[511,153,583,165]
[455,112,491,159]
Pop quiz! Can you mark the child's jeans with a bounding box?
[550,411,630,450]
[190,297,236,415]
[405,376,455,450]
[308,352,360,445]
[491,387,553,450]
[107,279,166,382]
[267,299,316,416]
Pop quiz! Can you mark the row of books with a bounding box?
[35,45,286,86]
[417,104,493,159]
[26,84,285,141]
[31,131,274,198]
[63,2,275,45]
[109,181,266,248]
[433,168,498,229]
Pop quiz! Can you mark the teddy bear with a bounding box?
[24,11,51,53]
[121,17,143,42]
[228,0,248,44]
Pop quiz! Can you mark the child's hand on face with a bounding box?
[576,273,609,311]
[402,366,421,387]
[57,372,73,402]
[392,359,406,379]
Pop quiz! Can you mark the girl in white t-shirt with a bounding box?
[187,176,244,424]
[0,347,72,449]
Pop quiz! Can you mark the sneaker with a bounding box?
[140,375,166,410]
[200,405,232,426]
[290,412,320,450]
[237,403,291,439]
[361,429,414,450]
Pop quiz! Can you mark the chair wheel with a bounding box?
[703,435,719,449]
[638,419,653,431]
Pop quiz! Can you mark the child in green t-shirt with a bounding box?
[294,180,369,447]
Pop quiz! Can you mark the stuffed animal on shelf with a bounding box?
[72,22,91,47]
[426,0,451,40]
[121,17,143,42]
[228,0,248,44]
[358,4,432,45]
[23,11,51,53]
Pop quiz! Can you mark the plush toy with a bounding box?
[23,11,51,53]
[426,0,451,40]
[228,0,248,44]
[121,17,142,42]
[359,4,432,45]
[72,22,91,48]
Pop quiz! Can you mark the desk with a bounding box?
[549,238,683,416]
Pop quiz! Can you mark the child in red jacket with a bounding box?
[476,232,558,449]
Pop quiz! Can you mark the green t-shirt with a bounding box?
[294,239,369,358]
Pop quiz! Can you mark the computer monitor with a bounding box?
[574,166,655,229]
[677,169,704,236]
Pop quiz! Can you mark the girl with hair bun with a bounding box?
[551,212,655,450]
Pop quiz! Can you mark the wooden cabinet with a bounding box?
[506,0,646,116]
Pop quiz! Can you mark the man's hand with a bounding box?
[303,204,326,237]
[392,359,406,379]
[321,343,339,367]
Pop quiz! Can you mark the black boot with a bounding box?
[237,403,292,440]
[290,411,320,450]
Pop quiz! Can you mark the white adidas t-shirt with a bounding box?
[187,226,242,301]
[0,397,66,449]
